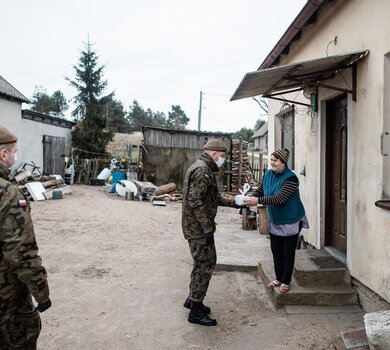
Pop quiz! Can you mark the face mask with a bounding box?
[215,157,225,168]
[5,150,17,169]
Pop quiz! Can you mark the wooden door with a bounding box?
[325,95,348,254]
[43,135,65,177]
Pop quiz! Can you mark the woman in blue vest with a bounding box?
[244,148,308,293]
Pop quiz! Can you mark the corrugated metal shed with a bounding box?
[231,50,368,101]
[142,126,231,150]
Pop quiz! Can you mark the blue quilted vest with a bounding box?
[263,167,305,225]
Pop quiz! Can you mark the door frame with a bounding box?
[319,93,350,263]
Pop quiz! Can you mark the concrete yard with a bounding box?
[32,185,366,349]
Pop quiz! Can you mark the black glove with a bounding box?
[37,298,52,313]
[204,233,214,246]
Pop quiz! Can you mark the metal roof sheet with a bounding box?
[252,122,268,138]
[231,50,368,101]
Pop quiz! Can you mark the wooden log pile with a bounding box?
[231,139,257,194]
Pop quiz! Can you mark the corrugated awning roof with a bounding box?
[231,50,368,101]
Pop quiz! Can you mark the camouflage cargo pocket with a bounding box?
[190,239,214,262]
[6,308,41,348]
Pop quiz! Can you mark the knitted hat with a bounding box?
[0,125,17,145]
[203,139,227,152]
[272,148,290,165]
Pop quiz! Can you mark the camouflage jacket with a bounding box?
[0,163,49,309]
[182,153,232,240]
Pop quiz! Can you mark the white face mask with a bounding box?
[12,151,17,166]
[5,150,17,169]
[215,157,225,168]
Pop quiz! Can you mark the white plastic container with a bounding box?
[97,168,111,180]
[235,194,249,206]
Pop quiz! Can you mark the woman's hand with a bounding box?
[243,196,258,206]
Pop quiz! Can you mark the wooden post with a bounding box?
[258,205,268,234]
[242,207,257,230]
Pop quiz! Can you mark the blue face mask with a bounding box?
[215,157,225,168]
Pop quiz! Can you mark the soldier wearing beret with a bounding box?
[182,138,239,326]
[0,124,51,349]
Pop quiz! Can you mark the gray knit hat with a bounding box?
[272,148,289,165]
[203,139,227,152]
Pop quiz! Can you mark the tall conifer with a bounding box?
[67,40,113,158]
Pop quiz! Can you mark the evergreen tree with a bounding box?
[232,127,254,142]
[30,86,68,117]
[105,98,131,133]
[166,105,189,130]
[66,41,113,158]
[127,100,167,131]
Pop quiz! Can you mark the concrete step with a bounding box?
[294,249,351,287]
[270,280,358,309]
[258,258,359,309]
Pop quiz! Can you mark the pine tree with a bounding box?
[30,86,68,117]
[66,41,114,158]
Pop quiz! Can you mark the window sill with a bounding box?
[375,200,390,210]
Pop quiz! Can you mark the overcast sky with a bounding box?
[0,0,306,133]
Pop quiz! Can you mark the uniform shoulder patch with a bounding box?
[18,199,28,207]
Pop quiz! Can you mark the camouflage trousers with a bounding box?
[0,297,41,350]
[188,238,217,302]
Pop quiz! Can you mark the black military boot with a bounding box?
[188,301,217,326]
[183,296,211,314]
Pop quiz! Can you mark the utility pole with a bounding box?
[197,91,203,131]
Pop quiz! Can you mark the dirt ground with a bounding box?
[31,185,365,350]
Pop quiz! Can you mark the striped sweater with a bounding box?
[254,167,305,225]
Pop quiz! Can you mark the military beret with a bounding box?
[0,124,18,145]
[272,148,290,165]
[203,139,227,151]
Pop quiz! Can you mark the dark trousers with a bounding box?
[269,233,299,285]
[188,238,217,302]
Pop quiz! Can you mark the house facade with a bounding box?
[232,0,390,308]
[252,122,268,154]
[0,75,74,176]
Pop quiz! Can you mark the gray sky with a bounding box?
[0,0,306,132]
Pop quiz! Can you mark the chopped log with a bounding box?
[154,182,176,196]
[242,207,257,230]
[41,179,65,188]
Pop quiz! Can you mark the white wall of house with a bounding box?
[0,99,72,172]
[0,98,25,167]
[20,118,72,171]
[267,0,390,302]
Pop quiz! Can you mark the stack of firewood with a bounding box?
[230,139,257,193]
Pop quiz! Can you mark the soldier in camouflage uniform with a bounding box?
[0,125,51,349]
[182,138,239,326]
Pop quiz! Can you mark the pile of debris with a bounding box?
[13,162,71,201]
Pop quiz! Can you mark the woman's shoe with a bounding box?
[266,280,281,289]
[279,284,290,293]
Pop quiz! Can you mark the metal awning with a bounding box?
[230,50,368,102]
